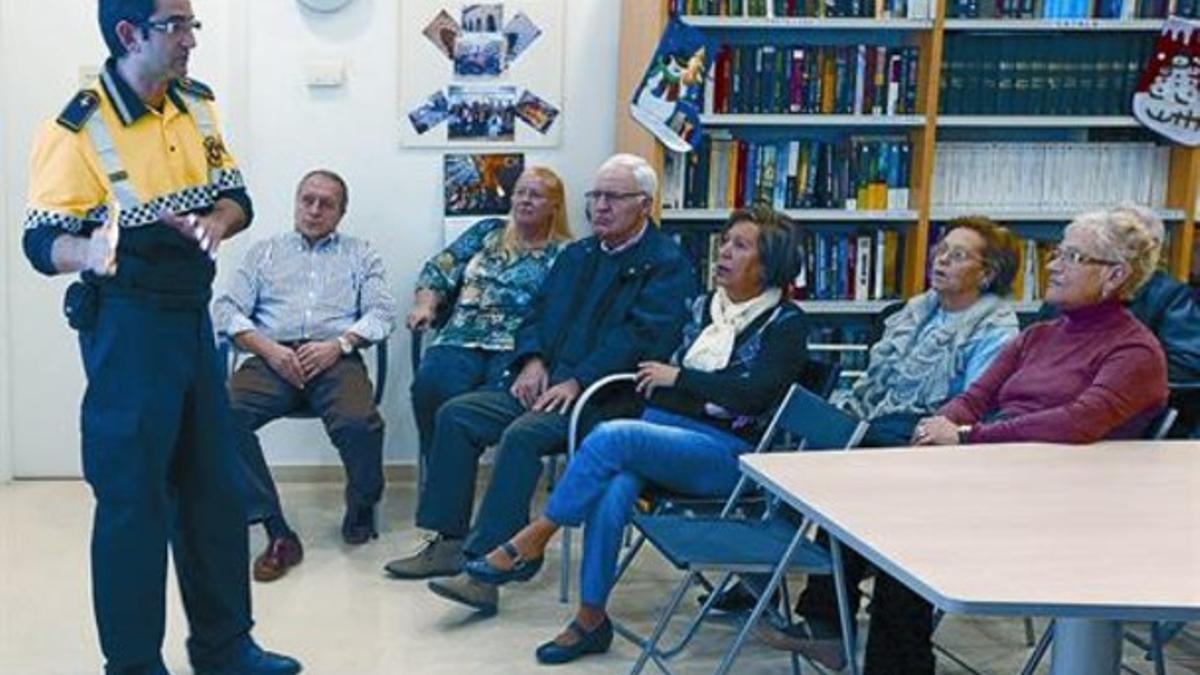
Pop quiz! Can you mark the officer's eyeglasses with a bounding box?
[143,17,202,36]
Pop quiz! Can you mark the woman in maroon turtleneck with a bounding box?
[916,208,1168,446]
[862,208,1169,675]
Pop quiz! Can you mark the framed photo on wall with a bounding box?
[399,0,565,148]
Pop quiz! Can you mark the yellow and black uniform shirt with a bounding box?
[23,59,253,295]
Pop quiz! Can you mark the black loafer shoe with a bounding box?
[464,541,544,586]
[193,640,302,675]
[342,504,377,545]
[535,618,613,665]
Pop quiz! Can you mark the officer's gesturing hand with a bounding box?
[263,342,306,390]
[85,206,120,276]
[160,209,230,259]
[297,340,341,382]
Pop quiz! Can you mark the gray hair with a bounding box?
[1111,202,1165,249]
[1067,208,1160,300]
[598,153,658,199]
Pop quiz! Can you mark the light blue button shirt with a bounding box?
[214,230,396,343]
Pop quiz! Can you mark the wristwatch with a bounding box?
[337,335,355,355]
[956,425,973,444]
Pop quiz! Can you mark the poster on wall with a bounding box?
[1132,17,1200,147]
[444,152,525,216]
[400,0,564,148]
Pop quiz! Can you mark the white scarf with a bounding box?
[682,287,783,372]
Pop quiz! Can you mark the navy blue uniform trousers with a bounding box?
[79,295,251,670]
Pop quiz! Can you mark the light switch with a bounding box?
[79,65,101,88]
[305,60,346,88]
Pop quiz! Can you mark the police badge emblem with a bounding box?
[204,135,226,168]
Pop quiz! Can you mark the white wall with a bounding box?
[0,0,13,483]
[1,0,620,477]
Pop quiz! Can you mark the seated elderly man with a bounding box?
[214,170,397,582]
[384,153,695,615]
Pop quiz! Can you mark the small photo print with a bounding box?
[447,85,518,142]
[444,153,525,217]
[514,90,559,134]
[422,9,460,59]
[503,11,542,63]
[461,4,504,33]
[408,90,450,135]
[453,32,507,78]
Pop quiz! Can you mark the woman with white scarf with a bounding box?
[462,205,808,665]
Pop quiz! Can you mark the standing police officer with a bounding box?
[21,1,301,674]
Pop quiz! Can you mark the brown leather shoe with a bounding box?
[253,534,303,582]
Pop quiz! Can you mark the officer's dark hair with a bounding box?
[298,169,350,214]
[99,0,156,59]
[723,203,800,290]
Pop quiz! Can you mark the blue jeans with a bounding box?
[544,407,749,608]
[410,344,510,501]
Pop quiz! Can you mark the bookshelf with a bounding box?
[617,1,1198,385]
[615,0,1199,295]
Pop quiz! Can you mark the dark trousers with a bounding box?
[409,345,511,504]
[794,411,934,675]
[79,298,251,671]
[228,352,384,524]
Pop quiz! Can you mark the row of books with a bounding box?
[703,44,922,116]
[672,0,935,18]
[663,135,913,210]
[669,226,906,301]
[931,142,1170,212]
[948,0,1196,17]
[939,34,1153,116]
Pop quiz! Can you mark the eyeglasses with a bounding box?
[1050,246,1122,267]
[583,190,645,205]
[143,17,202,36]
[932,243,981,264]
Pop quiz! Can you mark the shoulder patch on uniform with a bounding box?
[55,90,101,132]
[175,77,214,101]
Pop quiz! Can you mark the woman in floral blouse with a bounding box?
[407,167,572,500]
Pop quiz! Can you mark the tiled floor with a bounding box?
[1,479,1196,674]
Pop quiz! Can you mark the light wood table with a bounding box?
[740,441,1200,675]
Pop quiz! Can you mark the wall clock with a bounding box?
[297,0,354,13]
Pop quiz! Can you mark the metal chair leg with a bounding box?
[1020,621,1055,675]
[1024,616,1037,647]
[715,528,809,675]
[559,527,571,603]
[630,571,695,675]
[830,539,860,675]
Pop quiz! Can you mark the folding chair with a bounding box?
[627,383,869,675]
[558,360,843,604]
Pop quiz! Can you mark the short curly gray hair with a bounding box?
[598,153,658,199]
[1066,208,1161,300]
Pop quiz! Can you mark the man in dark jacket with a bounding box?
[384,153,695,613]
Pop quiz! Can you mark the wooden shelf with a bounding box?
[797,300,899,314]
[618,0,1197,293]
[663,208,919,222]
[930,208,1187,222]
[943,18,1165,31]
[702,114,928,127]
[936,115,1141,128]
[682,16,935,30]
